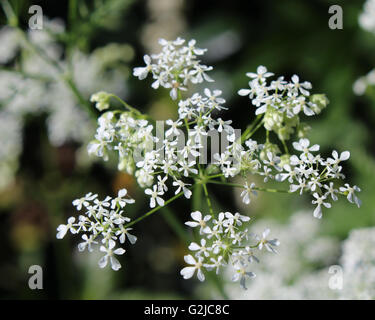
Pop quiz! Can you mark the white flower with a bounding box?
[339,184,362,208]
[133,54,152,80]
[327,150,350,165]
[78,234,97,252]
[204,256,225,275]
[311,193,331,219]
[241,182,257,204]
[246,65,274,82]
[56,217,77,239]
[115,226,137,244]
[224,212,250,226]
[94,196,112,209]
[232,264,256,290]
[165,119,182,137]
[98,239,125,271]
[180,254,205,281]
[256,228,280,253]
[111,188,135,209]
[323,182,339,201]
[185,211,211,234]
[290,74,312,96]
[145,185,165,208]
[188,239,211,257]
[72,192,97,210]
[172,180,192,199]
[292,138,319,157]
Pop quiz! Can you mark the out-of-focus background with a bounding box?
[0,0,374,299]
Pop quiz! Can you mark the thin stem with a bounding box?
[246,118,264,140]
[281,138,289,154]
[202,183,214,215]
[241,114,262,143]
[109,94,144,117]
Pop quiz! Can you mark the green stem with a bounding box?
[202,183,214,215]
[192,184,202,211]
[241,115,263,142]
[109,94,144,117]
[281,138,289,154]
[246,118,264,140]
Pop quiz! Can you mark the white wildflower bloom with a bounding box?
[256,228,280,253]
[359,0,375,34]
[56,217,77,239]
[240,182,257,204]
[246,65,274,82]
[311,193,331,219]
[133,37,214,99]
[145,185,165,208]
[72,193,98,210]
[185,211,212,234]
[182,210,279,289]
[78,234,97,252]
[54,36,361,288]
[111,188,135,209]
[99,239,126,271]
[292,138,319,157]
[232,263,256,290]
[56,190,136,271]
[180,255,205,281]
[327,150,350,165]
[339,184,362,208]
[172,180,192,199]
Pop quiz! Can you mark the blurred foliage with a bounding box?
[0,0,374,299]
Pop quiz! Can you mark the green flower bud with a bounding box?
[260,142,280,160]
[206,164,220,175]
[90,91,111,111]
[277,126,294,141]
[280,154,290,167]
[297,122,311,138]
[309,94,329,114]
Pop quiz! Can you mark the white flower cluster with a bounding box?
[236,66,361,218]
[225,212,375,300]
[56,189,136,271]
[80,37,361,288]
[180,211,279,289]
[133,37,213,99]
[0,19,129,190]
[90,38,240,208]
[339,227,375,299]
[353,0,375,96]
[238,65,328,140]
[88,111,154,176]
[359,0,375,34]
[278,139,360,218]
[353,69,375,96]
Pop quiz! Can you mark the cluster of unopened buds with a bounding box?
[57,37,361,289]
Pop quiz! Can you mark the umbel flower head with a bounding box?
[181,211,279,290]
[60,36,362,291]
[56,189,136,271]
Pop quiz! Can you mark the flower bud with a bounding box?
[90,91,111,111]
[309,94,329,114]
